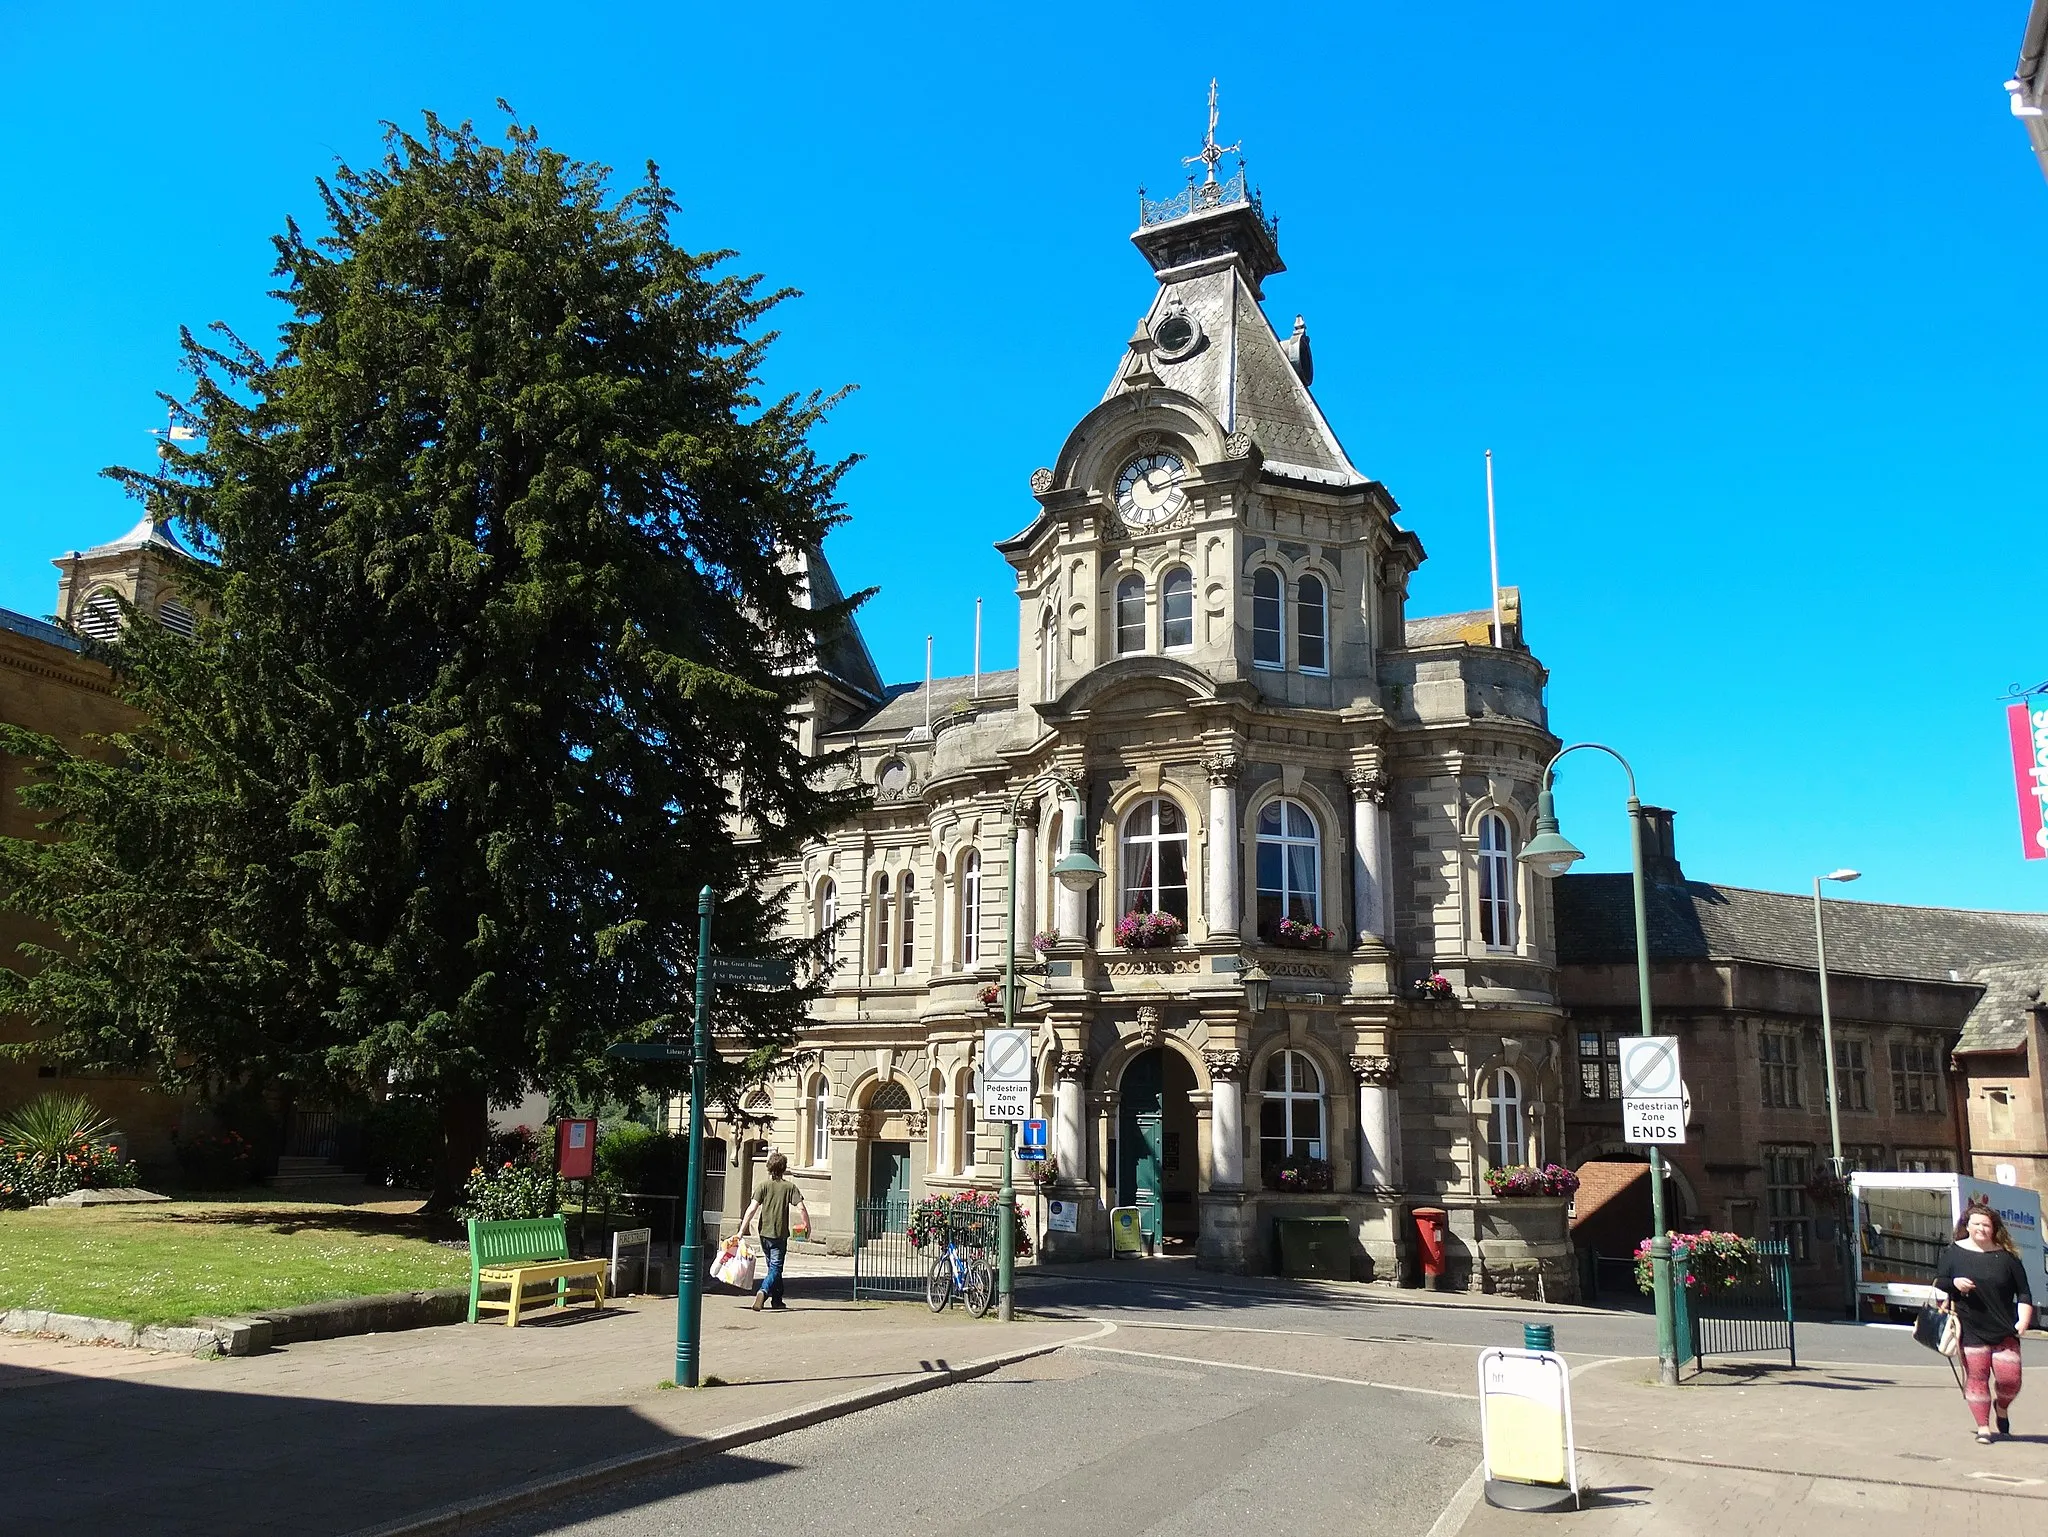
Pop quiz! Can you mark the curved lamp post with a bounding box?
[999,778,1103,1319]
[1815,867,1859,1319]
[1519,743,1680,1387]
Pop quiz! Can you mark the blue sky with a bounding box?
[1,2,2043,912]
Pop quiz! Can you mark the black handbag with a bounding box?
[1915,1297,1961,1356]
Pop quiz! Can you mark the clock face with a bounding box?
[1114,451,1188,527]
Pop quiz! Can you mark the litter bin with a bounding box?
[1412,1206,1448,1290]
[1276,1216,1352,1280]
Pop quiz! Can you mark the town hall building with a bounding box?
[717,120,1579,1296]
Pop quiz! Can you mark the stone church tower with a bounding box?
[728,118,1573,1295]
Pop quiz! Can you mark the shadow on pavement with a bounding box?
[0,1358,784,1537]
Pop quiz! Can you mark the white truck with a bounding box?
[1851,1172,2046,1317]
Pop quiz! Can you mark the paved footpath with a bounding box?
[0,1276,1095,1537]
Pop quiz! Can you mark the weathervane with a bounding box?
[1182,79,1241,186]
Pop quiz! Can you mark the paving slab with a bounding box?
[0,1275,1096,1537]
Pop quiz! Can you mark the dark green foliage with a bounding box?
[171,1129,255,1191]
[362,1095,439,1188]
[0,110,862,1204]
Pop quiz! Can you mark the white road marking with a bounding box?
[1072,1342,1477,1400]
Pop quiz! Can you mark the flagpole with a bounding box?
[973,599,982,701]
[1485,450,1504,649]
[925,636,933,737]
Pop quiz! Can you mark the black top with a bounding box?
[1935,1244,2033,1347]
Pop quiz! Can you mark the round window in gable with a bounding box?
[1151,300,1203,362]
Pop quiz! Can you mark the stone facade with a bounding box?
[697,157,1577,1296]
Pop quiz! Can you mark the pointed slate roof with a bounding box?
[788,545,883,703]
[1956,961,2048,1055]
[1100,266,1366,487]
[73,514,192,562]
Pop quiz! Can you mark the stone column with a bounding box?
[1348,766,1391,946]
[1055,783,1088,942]
[824,1108,866,1255]
[1205,756,1241,941]
[1351,1055,1401,1194]
[1055,1052,1089,1183]
[1013,800,1040,956]
[1204,1049,1247,1189]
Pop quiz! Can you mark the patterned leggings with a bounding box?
[1961,1338,2023,1429]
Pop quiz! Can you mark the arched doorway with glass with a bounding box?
[1116,1048,1201,1252]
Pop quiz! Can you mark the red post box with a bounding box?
[556,1118,598,1181]
[1412,1206,1449,1290]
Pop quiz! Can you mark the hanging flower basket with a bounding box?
[977,983,1002,1014]
[1030,1153,1060,1190]
[1270,917,1331,950]
[1412,974,1455,1002]
[1805,1168,1849,1205]
[1030,931,1057,955]
[1115,910,1185,950]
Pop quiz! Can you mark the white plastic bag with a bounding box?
[712,1237,756,1290]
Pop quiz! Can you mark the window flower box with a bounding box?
[977,983,1002,1015]
[1115,910,1185,950]
[1412,974,1455,1002]
[1266,1154,1334,1193]
[1269,917,1331,951]
[1485,1163,1580,1199]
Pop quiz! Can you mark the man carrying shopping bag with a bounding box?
[738,1152,809,1312]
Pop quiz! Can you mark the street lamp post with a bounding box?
[998,779,1102,1321]
[676,884,716,1388]
[1519,743,1680,1387]
[1813,867,1860,1319]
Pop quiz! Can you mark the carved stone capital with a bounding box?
[1205,756,1242,789]
[1351,1054,1399,1087]
[1204,1049,1247,1082]
[903,1111,929,1137]
[1056,1050,1092,1083]
[826,1109,865,1140]
[1347,767,1389,804]
[1014,798,1042,831]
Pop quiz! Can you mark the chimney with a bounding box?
[1638,805,1684,885]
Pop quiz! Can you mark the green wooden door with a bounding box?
[1118,1051,1165,1247]
[868,1142,911,1229]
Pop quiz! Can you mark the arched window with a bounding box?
[1251,568,1284,667]
[157,597,196,639]
[1161,567,1194,650]
[78,589,121,642]
[1041,611,1058,699]
[1115,574,1146,655]
[1478,813,1516,948]
[872,874,891,971]
[898,872,917,971]
[1297,574,1327,673]
[1255,798,1321,941]
[1487,1068,1526,1171]
[960,850,981,965]
[933,1073,953,1176]
[1121,798,1189,923]
[810,1076,831,1167]
[817,877,837,937]
[872,1079,912,1113]
[1260,1050,1326,1180]
[958,1067,980,1175]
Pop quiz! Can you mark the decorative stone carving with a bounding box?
[1057,1051,1092,1082]
[1205,756,1241,788]
[826,1109,865,1140]
[1204,1049,1247,1082]
[1105,956,1202,977]
[1350,1055,1398,1087]
[1224,428,1256,460]
[1015,798,1041,831]
[1029,466,1055,495]
[904,1112,929,1137]
[875,758,915,801]
[1347,766,1388,804]
[1135,1005,1162,1049]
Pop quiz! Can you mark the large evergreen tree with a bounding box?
[0,112,863,1205]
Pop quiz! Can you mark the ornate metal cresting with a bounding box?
[1136,81,1276,236]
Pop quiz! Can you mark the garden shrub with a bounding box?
[455,1123,560,1221]
[174,1128,255,1189]
[1635,1230,1763,1295]
[362,1096,438,1189]
[0,1094,140,1207]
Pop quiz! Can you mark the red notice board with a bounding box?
[556,1118,598,1181]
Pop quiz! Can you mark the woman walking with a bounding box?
[1935,1202,2035,1444]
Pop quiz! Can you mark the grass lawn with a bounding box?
[0,1198,469,1326]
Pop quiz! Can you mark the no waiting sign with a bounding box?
[1620,1036,1687,1146]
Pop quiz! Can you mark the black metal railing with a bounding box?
[851,1196,924,1302]
[1673,1239,1796,1374]
[283,1108,344,1161]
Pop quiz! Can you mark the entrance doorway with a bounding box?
[1117,1049,1200,1251]
[867,1141,911,1228]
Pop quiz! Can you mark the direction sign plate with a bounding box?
[983,1028,1032,1122]
[709,954,794,988]
[1619,1036,1686,1145]
[604,1042,693,1063]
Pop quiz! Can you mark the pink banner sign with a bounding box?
[2008,702,2048,861]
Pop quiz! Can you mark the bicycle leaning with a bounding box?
[926,1229,994,1317]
